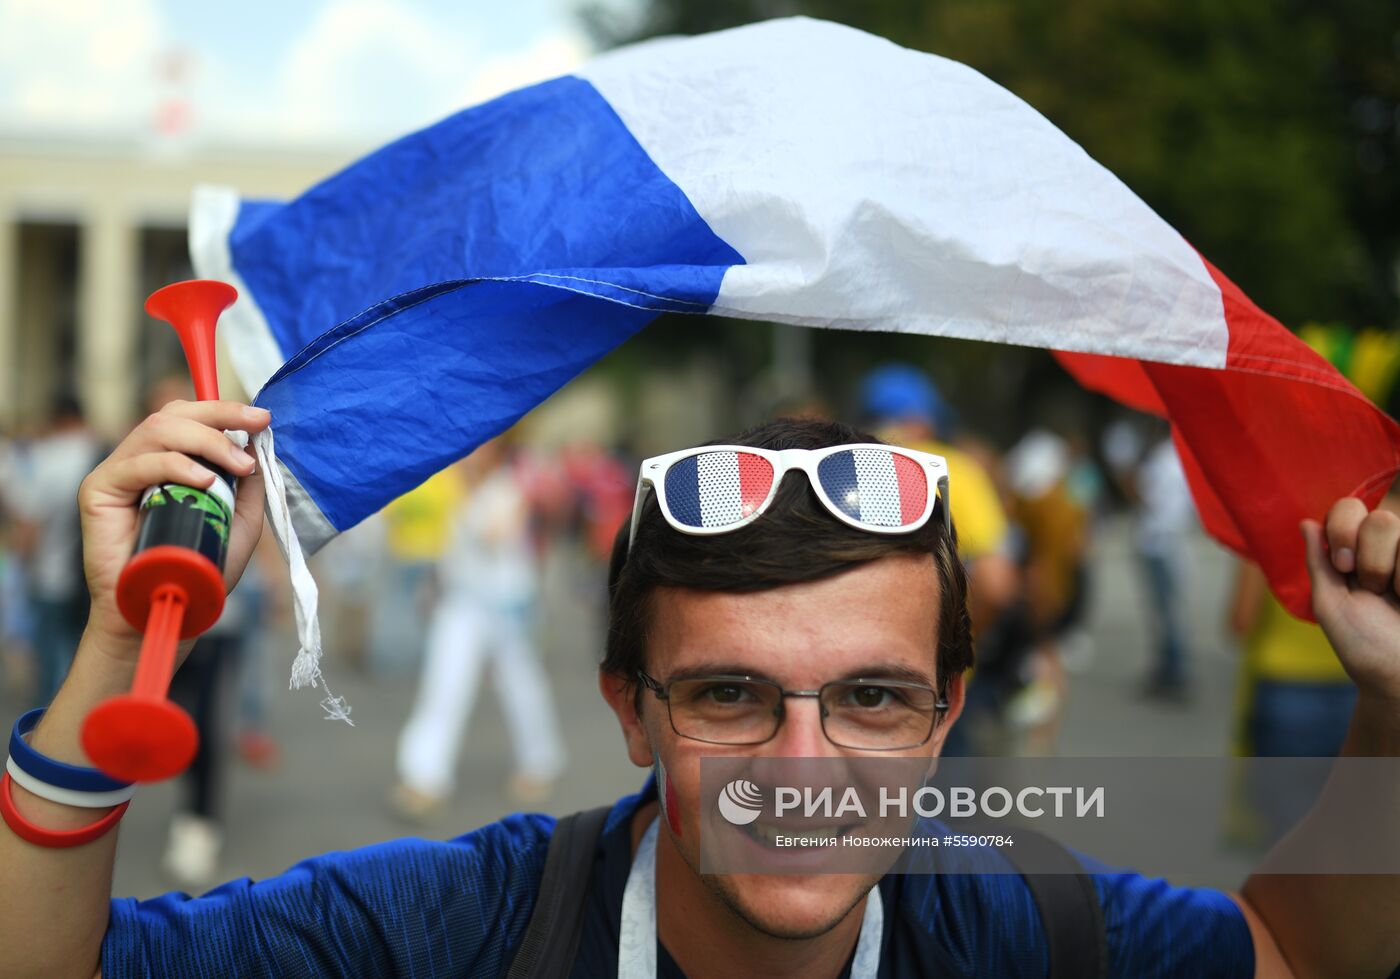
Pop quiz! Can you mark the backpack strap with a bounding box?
[995,830,1107,979]
[506,805,614,979]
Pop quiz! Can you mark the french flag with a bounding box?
[194,16,1400,624]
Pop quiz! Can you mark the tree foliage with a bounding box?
[584,0,1399,328]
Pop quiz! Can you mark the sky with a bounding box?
[0,0,616,149]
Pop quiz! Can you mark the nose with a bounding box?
[766,695,839,757]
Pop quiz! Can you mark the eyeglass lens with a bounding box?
[664,450,775,529]
[816,448,928,528]
[664,677,938,749]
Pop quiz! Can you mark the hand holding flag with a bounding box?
[1302,500,1400,708]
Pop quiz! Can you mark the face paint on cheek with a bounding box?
[656,758,683,838]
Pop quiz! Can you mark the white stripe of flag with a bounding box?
[852,448,902,527]
[698,451,744,527]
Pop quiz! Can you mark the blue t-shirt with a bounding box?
[103,782,1254,977]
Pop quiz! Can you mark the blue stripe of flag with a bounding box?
[663,455,703,528]
[233,76,742,360]
[239,76,745,538]
[257,280,653,536]
[817,451,861,519]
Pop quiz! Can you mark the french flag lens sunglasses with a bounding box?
[628,444,951,548]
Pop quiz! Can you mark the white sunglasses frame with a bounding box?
[628,443,951,548]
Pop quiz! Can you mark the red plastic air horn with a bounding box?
[81,280,239,783]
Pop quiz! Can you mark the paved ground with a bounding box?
[3,516,1256,898]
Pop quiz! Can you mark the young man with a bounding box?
[2,402,1399,978]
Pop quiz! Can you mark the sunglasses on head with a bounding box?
[628,443,951,549]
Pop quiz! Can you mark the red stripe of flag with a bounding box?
[891,453,928,526]
[736,452,774,517]
[1055,255,1400,621]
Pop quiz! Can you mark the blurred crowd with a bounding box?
[0,380,638,886]
[0,360,1379,885]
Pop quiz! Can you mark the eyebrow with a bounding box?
[837,663,936,687]
[663,661,935,687]
[664,662,773,682]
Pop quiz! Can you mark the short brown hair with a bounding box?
[604,418,973,698]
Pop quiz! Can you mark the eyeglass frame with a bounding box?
[626,443,952,551]
[634,669,952,751]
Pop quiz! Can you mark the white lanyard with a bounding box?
[618,817,884,979]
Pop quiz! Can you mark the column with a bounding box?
[0,206,16,428]
[13,223,64,426]
[79,205,138,438]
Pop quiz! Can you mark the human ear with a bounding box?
[598,668,656,768]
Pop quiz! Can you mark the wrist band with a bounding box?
[5,758,137,808]
[0,773,129,848]
[9,709,132,793]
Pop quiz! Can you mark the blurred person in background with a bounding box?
[515,440,634,686]
[1063,431,1107,520]
[393,436,566,819]
[1057,430,1106,674]
[516,439,632,601]
[313,514,381,674]
[560,441,635,566]
[1001,429,1091,755]
[860,363,1020,754]
[0,430,36,698]
[0,528,33,696]
[161,571,264,886]
[370,464,463,676]
[1104,419,1197,702]
[231,534,283,771]
[1225,557,1359,845]
[0,393,100,707]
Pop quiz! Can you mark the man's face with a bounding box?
[603,552,964,940]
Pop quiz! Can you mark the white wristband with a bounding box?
[5,757,137,809]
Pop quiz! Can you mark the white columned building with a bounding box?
[0,137,348,437]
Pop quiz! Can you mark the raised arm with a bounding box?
[0,400,268,979]
[1238,497,1400,979]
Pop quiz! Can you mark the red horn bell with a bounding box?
[144,279,237,402]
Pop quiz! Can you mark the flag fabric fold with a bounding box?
[192,15,1400,624]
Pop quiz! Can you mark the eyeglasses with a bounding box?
[636,671,950,751]
[627,444,950,549]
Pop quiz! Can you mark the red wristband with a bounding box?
[0,772,129,848]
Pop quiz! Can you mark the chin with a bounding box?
[704,872,875,940]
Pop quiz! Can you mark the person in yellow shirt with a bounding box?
[1226,559,1359,842]
[383,467,466,562]
[370,466,465,674]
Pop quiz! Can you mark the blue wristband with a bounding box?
[8,709,132,793]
